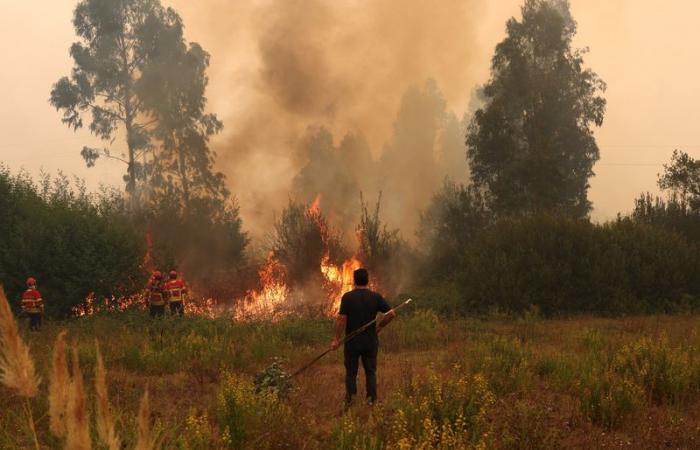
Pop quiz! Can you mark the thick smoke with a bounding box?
[169,0,482,240]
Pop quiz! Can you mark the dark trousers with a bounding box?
[150,305,165,318]
[169,301,184,315]
[344,337,379,402]
[28,313,42,331]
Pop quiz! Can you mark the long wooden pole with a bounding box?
[290,298,413,378]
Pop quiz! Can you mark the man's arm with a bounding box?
[331,314,347,350]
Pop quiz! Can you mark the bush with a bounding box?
[387,370,495,449]
[216,372,302,449]
[382,309,445,351]
[577,368,644,429]
[469,336,529,394]
[613,335,700,405]
[0,167,144,317]
[419,213,700,316]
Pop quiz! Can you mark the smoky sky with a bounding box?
[166,0,483,238]
[3,0,700,238]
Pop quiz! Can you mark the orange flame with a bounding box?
[233,252,289,321]
[321,255,362,315]
[308,194,322,216]
[74,194,365,321]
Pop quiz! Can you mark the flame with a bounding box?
[73,195,365,321]
[233,196,363,320]
[321,255,362,315]
[308,194,322,216]
[233,252,289,320]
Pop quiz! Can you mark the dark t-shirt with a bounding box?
[339,288,391,340]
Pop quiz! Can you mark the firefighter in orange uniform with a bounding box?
[164,270,187,316]
[147,271,166,318]
[21,277,44,331]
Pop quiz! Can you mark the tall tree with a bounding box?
[380,79,450,232]
[657,149,700,210]
[467,0,606,217]
[49,0,218,209]
[142,37,225,212]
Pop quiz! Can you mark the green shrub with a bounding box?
[613,335,700,405]
[0,167,144,317]
[469,336,529,394]
[387,370,495,449]
[577,368,644,429]
[418,212,700,316]
[331,413,384,450]
[216,372,300,449]
[382,309,445,351]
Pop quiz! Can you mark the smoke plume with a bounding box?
[169,0,482,240]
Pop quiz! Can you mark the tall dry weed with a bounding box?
[135,388,156,450]
[95,340,120,450]
[65,348,91,450]
[0,286,39,397]
[0,286,40,449]
[49,330,70,438]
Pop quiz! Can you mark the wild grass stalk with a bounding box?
[0,286,39,397]
[135,388,156,450]
[66,348,91,450]
[49,330,69,438]
[95,340,120,450]
[0,286,40,450]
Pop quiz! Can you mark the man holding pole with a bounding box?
[331,268,396,408]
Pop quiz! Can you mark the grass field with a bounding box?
[4,309,700,449]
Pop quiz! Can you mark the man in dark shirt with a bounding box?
[331,268,395,407]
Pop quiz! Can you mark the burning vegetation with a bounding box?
[72,196,371,321]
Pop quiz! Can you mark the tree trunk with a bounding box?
[177,142,191,210]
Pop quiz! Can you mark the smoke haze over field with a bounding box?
[4,0,700,239]
[167,0,482,237]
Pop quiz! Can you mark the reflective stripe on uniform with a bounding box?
[167,288,184,302]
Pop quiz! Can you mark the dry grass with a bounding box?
[49,329,69,438]
[135,388,156,450]
[65,348,91,450]
[0,286,39,398]
[95,340,120,450]
[5,312,700,448]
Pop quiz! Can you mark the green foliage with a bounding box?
[469,336,529,394]
[254,358,292,396]
[632,193,700,242]
[356,192,410,296]
[577,368,644,430]
[144,198,249,298]
[467,0,606,217]
[216,372,301,449]
[418,180,491,276]
[0,167,144,317]
[51,0,225,217]
[658,149,700,208]
[387,370,495,449]
[631,151,700,243]
[382,310,445,351]
[331,414,384,450]
[420,213,700,316]
[613,335,700,405]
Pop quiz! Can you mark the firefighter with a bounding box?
[163,270,187,316]
[21,277,44,331]
[146,271,166,318]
